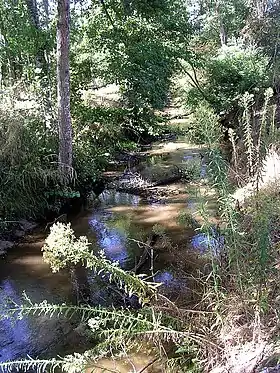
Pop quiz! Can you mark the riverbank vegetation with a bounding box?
[1,0,280,372]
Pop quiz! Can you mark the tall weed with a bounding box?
[0,87,59,220]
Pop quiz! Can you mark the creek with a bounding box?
[0,138,220,371]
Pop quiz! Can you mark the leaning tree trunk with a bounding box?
[57,0,73,181]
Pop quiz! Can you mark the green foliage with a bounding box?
[72,0,191,110]
[193,0,249,46]
[0,0,54,82]
[0,91,59,219]
[72,105,124,187]
[185,44,269,113]
[182,158,202,181]
[72,104,167,189]
[2,1,280,371]
[191,104,244,291]
[188,103,222,144]
[177,211,198,229]
[239,88,275,179]
[152,223,166,236]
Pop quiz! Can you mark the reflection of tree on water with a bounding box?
[99,190,140,208]
[0,280,31,362]
[191,228,224,256]
[89,209,145,269]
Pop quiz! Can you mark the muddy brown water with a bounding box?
[0,140,221,371]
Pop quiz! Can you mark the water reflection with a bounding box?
[191,230,224,256]
[0,280,32,362]
[0,141,215,368]
[89,215,129,265]
[154,271,174,285]
[88,191,143,268]
[183,154,194,161]
[100,190,140,207]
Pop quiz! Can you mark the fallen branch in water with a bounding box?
[129,234,159,274]
[137,357,160,373]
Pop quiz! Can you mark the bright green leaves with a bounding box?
[185,44,269,113]
[71,0,191,110]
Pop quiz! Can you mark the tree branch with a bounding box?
[137,357,160,373]
[180,63,213,104]
[99,0,116,29]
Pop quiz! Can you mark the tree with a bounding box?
[192,0,249,48]
[57,0,72,180]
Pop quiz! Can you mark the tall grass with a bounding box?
[193,104,243,288]
[0,87,60,220]
[189,95,280,370]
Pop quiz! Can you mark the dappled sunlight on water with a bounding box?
[109,202,187,228]
[192,232,224,256]
[0,279,31,362]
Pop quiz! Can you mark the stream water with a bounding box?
[0,139,220,371]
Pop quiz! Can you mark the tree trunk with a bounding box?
[275,83,280,128]
[219,20,227,46]
[25,0,40,28]
[42,0,49,28]
[57,0,73,181]
[123,0,131,17]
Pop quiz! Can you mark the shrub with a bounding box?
[185,43,269,113]
[0,92,59,220]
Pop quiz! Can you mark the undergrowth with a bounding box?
[190,96,280,372]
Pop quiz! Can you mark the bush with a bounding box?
[185,44,269,113]
[0,93,59,219]
[187,103,222,144]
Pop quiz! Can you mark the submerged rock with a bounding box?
[0,220,38,255]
